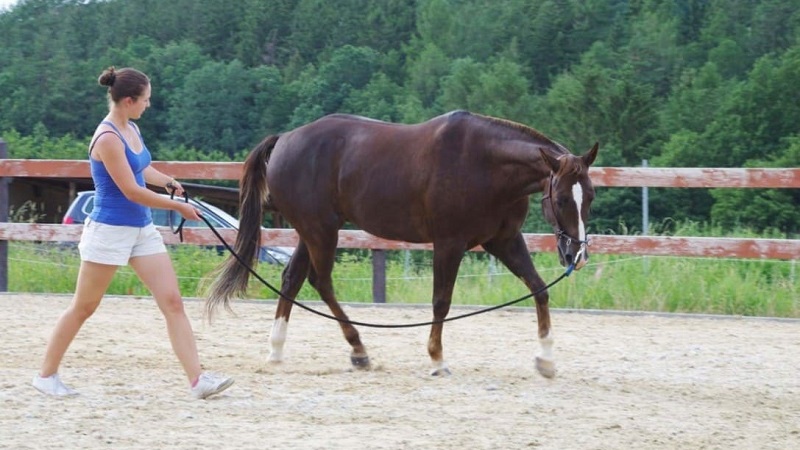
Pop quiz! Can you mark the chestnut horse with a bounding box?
[206,110,598,378]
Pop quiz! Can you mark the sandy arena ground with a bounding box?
[1,293,799,449]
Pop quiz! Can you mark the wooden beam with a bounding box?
[2,224,797,261]
[590,167,800,188]
[587,235,800,260]
[2,160,799,188]
[0,160,244,180]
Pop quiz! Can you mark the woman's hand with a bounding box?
[176,202,202,221]
[165,179,185,196]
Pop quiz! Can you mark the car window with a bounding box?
[151,208,171,227]
[70,192,234,229]
[79,195,94,218]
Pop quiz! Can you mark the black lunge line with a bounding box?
[173,191,573,329]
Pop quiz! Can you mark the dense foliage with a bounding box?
[1,0,798,235]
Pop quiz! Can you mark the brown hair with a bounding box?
[98,66,150,103]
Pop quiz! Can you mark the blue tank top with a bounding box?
[88,120,153,227]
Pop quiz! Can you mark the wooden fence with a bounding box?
[1,149,799,299]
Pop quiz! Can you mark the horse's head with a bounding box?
[540,143,599,271]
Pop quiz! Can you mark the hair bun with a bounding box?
[98,66,117,87]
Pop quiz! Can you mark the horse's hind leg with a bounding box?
[482,234,555,378]
[269,241,311,363]
[305,234,370,369]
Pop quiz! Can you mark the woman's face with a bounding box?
[127,83,151,119]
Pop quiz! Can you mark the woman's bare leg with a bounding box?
[129,252,202,384]
[39,261,118,377]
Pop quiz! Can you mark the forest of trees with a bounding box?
[1,0,798,236]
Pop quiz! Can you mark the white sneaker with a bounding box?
[32,373,79,397]
[191,372,234,399]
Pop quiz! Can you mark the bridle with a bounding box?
[541,172,590,270]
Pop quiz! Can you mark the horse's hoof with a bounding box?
[267,352,283,364]
[535,357,556,378]
[430,367,452,376]
[350,355,371,369]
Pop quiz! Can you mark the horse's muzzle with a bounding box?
[557,237,589,271]
[573,243,589,270]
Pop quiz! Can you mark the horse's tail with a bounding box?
[205,134,281,320]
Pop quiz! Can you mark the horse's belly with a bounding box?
[348,216,431,244]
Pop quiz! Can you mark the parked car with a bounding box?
[62,190,293,264]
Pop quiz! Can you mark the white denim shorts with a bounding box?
[78,219,167,266]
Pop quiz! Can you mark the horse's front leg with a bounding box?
[428,242,466,376]
[483,234,555,378]
[269,241,311,363]
[533,297,555,378]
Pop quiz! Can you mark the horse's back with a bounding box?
[267,112,460,186]
[264,111,529,243]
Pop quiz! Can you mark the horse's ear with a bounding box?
[540,147,561,173]
[583,142,599,166]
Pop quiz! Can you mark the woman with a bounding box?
[32,67,233,399]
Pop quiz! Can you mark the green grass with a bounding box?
[7,241,798,318]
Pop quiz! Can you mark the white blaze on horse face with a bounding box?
[268,317,288,362]
[571,182,586,242]
[572,182,588,268]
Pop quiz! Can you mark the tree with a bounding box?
[465,58,535,121]
[623,4,683,96]
[342,73,406,122]
[141,41,214,145]
[709,135,800,235]
[536,46,659,165]
[166,60,271,156]
[707,39,749,79]
[287,0,410,62]
[659,62,726,135]
[286,45,380,127]
[414,0,457,56]
[727,47,800,160]
[524,0,571,92]
[405,43,451,108]
[748,0,800,57]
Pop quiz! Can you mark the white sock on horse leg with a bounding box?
[268,317,288,362]
[539,332,554,360]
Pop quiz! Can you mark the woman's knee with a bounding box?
[157,291,186,316]
[69,301,100,322]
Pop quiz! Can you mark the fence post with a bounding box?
[642,159,649,275]
[0,139,8,291]
[642,159,649,234]
[372,249,386,303]
[488,255,497,286]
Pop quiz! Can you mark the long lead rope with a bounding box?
[171,192,574,328]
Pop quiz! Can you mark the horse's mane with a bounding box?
[471,113,567,154]
[471,112,587,175]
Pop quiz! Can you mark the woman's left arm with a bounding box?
[143,166,184,195]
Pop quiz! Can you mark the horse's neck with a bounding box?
[491,138,558,190]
